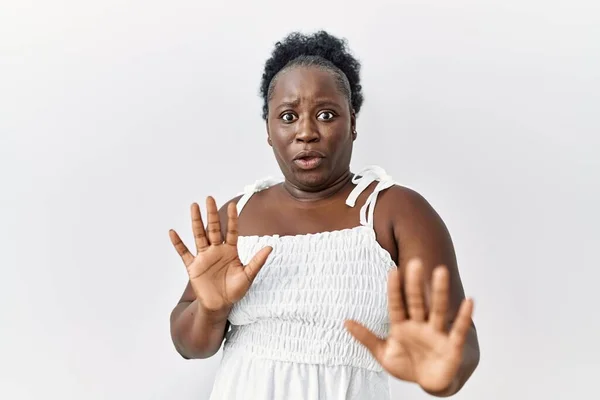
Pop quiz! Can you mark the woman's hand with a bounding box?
[169,197,273,313]
[345,258,474,394]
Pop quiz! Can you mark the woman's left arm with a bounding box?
[345,186,480,397]
[393,187,480,396]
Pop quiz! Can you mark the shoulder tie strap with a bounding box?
[345,165,395,227]
[236,175,283,214]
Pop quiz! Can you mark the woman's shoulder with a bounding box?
[382,183,430,208]
[216,180,282,225]
[377,183,445,229]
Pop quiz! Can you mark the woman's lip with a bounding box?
[293,150,326,160]
[293,157,323,170]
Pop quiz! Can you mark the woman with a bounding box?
[168,31,480,399]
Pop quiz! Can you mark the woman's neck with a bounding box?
[281,170,353,204]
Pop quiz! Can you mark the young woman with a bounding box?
[169,30,480,399]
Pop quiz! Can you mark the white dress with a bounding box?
[208,166,397,400]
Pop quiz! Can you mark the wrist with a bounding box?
[195,300,232,326]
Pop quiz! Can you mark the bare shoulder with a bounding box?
[376,183,453,248]
[378,184,442,223]
[377,183,459,275]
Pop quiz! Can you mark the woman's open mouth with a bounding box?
[294,156,323,170]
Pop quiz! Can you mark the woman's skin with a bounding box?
[169,65,480,397]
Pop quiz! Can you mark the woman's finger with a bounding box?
[243,246,273,283]
[388,268,406,324]
[449,298,474,350]
[429,265,450,331]
[344,320,386,361]
[205,196,223,245]
[225,202,239,246]
[169,229,194,266]
[191,203,209,252]
[405,258,426,322]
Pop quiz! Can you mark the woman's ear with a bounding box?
[266,122,272,147]
[351,110,357,140]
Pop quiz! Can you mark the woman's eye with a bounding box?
[281,113,296,122]
[317,111,335,121]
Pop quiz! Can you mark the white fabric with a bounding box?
[345,165,395,227]
[209,166,397,400]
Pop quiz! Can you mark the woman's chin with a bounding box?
[289,169,332,189]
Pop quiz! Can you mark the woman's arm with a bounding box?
[170,281,231,359]
[391,186,480,396]
[169,198,240,359]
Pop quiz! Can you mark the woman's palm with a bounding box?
[169,197,272,311]
[345,259,473,394]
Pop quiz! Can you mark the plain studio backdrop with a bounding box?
[1,0,598,399]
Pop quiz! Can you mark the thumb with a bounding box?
[344,320,385,360]
[243,246,273,283]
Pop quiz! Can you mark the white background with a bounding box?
[1,0,599,398]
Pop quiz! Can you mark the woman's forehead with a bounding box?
[270,66,345,103]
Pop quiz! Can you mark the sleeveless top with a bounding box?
[208,166,397,400]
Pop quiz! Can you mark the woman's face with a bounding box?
[266,66,356,191]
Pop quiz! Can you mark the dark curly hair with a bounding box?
[260,30,364,120]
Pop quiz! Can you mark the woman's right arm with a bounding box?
[170,281,231,359]
[169,200,233,359]
[168,197,271,360]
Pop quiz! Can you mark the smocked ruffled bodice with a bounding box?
[226,225,396,371]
